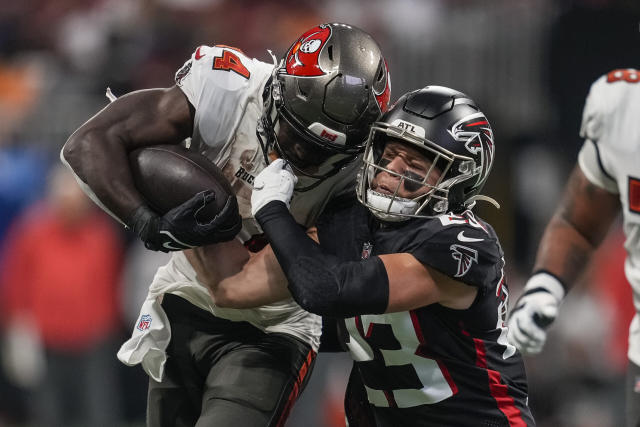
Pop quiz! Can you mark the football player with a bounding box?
[507,68,640,427]
[248,86,535,426]
[61,23,390,426]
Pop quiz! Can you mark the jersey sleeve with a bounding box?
[579,74,608,144]
[174,45,274,152]
[577,139,619,193]
[578,73,619,193]
[406,222,502,290]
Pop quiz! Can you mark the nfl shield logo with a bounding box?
[361,242,373,259]
[137,314,152,331]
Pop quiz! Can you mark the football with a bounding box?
[129,144,234,221]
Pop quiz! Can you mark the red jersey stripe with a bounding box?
[411,310,459,395]
[474,338,527,427]
[276,349,317,427]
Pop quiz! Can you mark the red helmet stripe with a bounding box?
[466,120,488,127]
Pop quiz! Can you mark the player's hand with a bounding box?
[507,272,566,355]
[128,190,242,252]
[251,159,298,216]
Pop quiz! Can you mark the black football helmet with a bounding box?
[356,86,496,221]
[258,23,390,190]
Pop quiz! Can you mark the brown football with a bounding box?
[129,144,233,221]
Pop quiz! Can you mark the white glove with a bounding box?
[507,272,565,355]
[251,158,298,217]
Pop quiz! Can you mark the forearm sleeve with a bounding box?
[255,201,389,317]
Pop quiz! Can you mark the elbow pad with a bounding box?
[287,255,389,318]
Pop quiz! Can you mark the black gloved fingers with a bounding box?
[168,190,216,220]
[212,196,240,224]
[194,196,242,241]
[533,312,555,328]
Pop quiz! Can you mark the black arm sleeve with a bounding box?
[255,201,389,318]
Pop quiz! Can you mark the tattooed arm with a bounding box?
[507,165,621,354]
[532,165,620,286]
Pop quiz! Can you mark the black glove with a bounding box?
[127,190,242,252]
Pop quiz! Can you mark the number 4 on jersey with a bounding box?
[607,69,640,83]
[213,50,251,79]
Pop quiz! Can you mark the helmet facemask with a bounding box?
[357,122,479,221]
[256,84,359,191]
[275,102,358,177]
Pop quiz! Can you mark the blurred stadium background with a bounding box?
[0,0,639,426]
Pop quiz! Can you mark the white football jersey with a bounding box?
[578,68,640,365]
[146,45,359,351]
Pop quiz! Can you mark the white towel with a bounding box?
[116,252,219,382]
[117,296,171,382]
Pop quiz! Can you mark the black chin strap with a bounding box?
[256,76,278,166]
[256,118,274,167]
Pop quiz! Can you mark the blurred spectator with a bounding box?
[0,58,42,141]
[0,165,124,427]
[0,146,48,246]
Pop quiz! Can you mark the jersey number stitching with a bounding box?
[213,50,250,79]
[606,69,640,84]
[628,176,640,214]
[345,311,457,408]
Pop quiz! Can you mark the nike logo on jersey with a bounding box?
[195,46,206,60]
[457,231,484,242]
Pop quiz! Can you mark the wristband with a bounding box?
[126,205,157,237]
[525,271,566,301]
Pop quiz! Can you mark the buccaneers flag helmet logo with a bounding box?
[285,24,332,77]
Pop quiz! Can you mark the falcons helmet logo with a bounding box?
[448,112,494,186]
[450,244,478,277]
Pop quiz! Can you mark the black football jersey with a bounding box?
[316,196,535,427]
